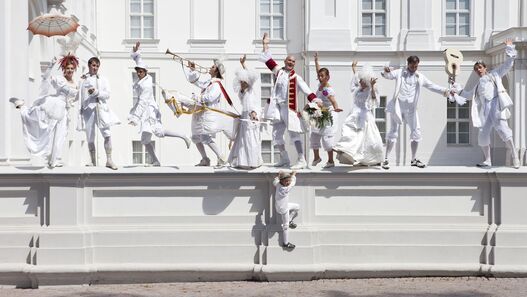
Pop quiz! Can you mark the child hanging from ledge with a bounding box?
[273,170,299,250]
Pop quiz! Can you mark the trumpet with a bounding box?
[165,48,210,74]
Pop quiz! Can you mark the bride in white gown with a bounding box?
[227,55,263,169]
[333,63,384,166]
[10,55,79,168]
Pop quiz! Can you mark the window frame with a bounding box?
[446,100,471,146]
[359,0,388,37]
[126,0,157,40]
[443,0,472,37]
[257,0,286,40]
[132,140,156,165]
[374,95,387,144]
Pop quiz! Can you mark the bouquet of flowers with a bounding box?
[302,99,333,129]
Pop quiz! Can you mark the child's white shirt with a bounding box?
[273,176,296,215]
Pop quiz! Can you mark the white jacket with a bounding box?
[77,74,120,130]
[460,44,516,128]
[381,68,448,124]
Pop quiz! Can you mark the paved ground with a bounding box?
[1,277,527,297]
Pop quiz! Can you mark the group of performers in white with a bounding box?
[9,35,521,170]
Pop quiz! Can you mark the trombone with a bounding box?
[165,48,210,74]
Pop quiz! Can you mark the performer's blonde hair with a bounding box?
[357,64,376,86]
[233,68,258,93]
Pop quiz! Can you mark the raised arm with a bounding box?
[259,33,280,76]
[314,52,321,74]
[381,66,397,80]
[421,74,449,97]
[494,38,517,78]
[240,54,247,70]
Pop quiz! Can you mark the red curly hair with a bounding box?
[59,54,79,71]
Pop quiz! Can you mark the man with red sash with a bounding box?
[185,59,235,168]
[260,33,317,169]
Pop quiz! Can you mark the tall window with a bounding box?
[374,96,387,143]
[260,73,273,109]
[130,0,154,39]
[261,140,280,165]
[132,141,155,165]
[361,0,386,36]
[260,0,285,40]
[445,0,470,36]
[447,101,470,145]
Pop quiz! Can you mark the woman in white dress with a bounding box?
[227,55,263,169]
[128,42,190,166]
[333,62,384,166]
[310,53,343,168]
[10,55,79,168]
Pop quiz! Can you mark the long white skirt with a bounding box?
[333,111,384,165]
[19,96,68,163]
[228,119,263,169]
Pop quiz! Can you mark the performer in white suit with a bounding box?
[227,55,263,169]
[260,33,318,169]
[381,56,451,169]
[10,55,79,168]
[455,38,520,168]
[183,57,235,168]
[78,57,120,170]
[334,62,384,166]
[129,42,190,166]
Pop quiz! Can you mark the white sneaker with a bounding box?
[323,162,335,168]
[196,157,210,167]
[513,157,521,169]
[291,156,307,170]
[214,158,227,169]
[476,161,492,168]
[106,160,118,170]
[274,152,290,167]
[311,158,322,166]
[9,97,25,109]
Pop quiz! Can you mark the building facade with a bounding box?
[1,0,527,167]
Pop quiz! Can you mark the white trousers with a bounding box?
[386,104,422,143]
[310,133,335,151]
[82,108,111,143]
[478,99,513,147]
[279,202,300,245]
[272,104,301,145]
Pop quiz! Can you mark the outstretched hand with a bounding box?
[504,38,513,46]
[187,60,196,71]
[314,52,319,62]
[133,41,140,53]
[262,33,270,51]
[240,54,247,68]
[352,61,358,73]
[370,78,378,86]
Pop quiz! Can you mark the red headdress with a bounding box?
[59,53,79,71]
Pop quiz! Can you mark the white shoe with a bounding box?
[214,158,227,169]
[513,157,521,169]
[9,97,25,109]
[323,162,335,168]
[196,157,211,167]
[291,156,307,170]
[311,158,322,166]
[476,161,492,168]
[274,152,290,167]
[106,160,118,170]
